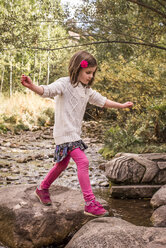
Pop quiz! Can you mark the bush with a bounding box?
[2,115,17,124]
[99,125,141,158]
[14,123,29,133]
[100,101,166,159]
[37,116,47,126]
[42,107,54,125]
[0,124,8,134]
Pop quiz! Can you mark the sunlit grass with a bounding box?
[0,92,55,133]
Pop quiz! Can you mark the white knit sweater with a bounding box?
[41,76,107,145]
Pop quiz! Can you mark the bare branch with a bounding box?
[126,0,166,19]
[22,40,166,51]
[154,0,166,10]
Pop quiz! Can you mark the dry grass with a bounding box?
[0,92,55,133]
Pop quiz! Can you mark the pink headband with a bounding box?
[80,60,88,68]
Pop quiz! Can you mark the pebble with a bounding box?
[99,181,110,187]
[6,176,20,181]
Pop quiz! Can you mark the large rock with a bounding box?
[150,185,166,227]
[65,217,166,248]
[105,153,166,184]
[0,185,107,248]
[150,205,166,227]
[150,185,166,208]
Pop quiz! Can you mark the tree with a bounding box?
[0,0,71,94]
[73,0,166,52]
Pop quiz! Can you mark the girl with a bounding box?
[21,50,133,217]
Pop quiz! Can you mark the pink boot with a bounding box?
[84,199,109,217]
[35,187,52,205]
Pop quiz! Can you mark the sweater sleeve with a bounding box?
[40,78,66,98]
[88,88,107,107]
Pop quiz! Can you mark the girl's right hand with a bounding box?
[21,75,33,89]
[21,74,44,95]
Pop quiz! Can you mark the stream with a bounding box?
[0,121,153,247]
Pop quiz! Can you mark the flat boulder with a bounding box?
[65,217,166,248]
[105,153,166,184]
[0,184,107,248]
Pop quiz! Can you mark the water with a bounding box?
[94,188,153,227]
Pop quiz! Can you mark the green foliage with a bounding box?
[75,0,166,56]
[0,124,8,134]
[2,115,17,124]
[100,100,166,159]
[14,123,30,133]
[37,107,54,126]
[99,125,140,158]
[0,0,71,96]
[42,107,54,125]
[37,116,47,126]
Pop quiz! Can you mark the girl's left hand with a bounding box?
[122,102,134,108]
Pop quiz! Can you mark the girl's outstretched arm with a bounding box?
[104,99,133,109]
[21,75,44,95]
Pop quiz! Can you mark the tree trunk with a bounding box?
[33,51,37,85]
[0,68,5,94]
[21,53,24,75]
[46,51,50,85]
[9,59,13,97]
[46,25,51,85]
[38,52,42,86]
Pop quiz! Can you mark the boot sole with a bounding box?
[84,211,109,217]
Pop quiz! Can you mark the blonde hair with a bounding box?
[68,50,97,87]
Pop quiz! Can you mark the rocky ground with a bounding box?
[0,121,110,189]
[0,121,155,229]
[1,121,160,248]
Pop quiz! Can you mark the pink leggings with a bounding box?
[40,148,95,202]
